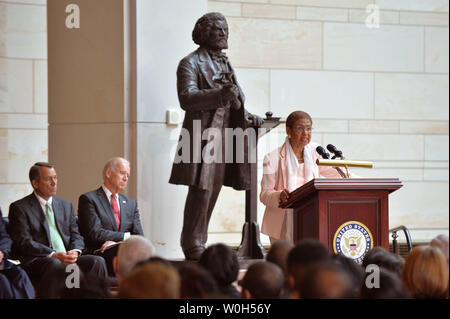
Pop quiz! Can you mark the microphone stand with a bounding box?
[331,155,349,178]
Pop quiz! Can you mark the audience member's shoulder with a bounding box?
[79,187,103,199]
[9,193,35,208]
[52,196,73,207]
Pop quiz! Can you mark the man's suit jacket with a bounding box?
[7,194,84,266]
[77,187,144,253]
[169,47,252,191]
[0,215,12,259]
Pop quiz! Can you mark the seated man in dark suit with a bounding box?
[0,214,35,299]
[78,157,144,276]
[8,162,107,286]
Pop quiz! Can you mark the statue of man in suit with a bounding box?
[169,12,264,260]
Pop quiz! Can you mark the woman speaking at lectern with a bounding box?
[260,111,353,244]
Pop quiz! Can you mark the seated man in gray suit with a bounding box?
[8,162,107,286]
[78,157,144,276]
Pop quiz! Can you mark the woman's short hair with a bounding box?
[286,111,313,128]
[402,245,449,299]
[192,12,226,46]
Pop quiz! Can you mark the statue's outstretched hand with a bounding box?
[246,113,264,127]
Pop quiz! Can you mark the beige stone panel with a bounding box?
[400,12,449,26]
[234,68,269,116]
[0,159,6,181]
[408,229,449,243]
[0,113,47,129]
[0,130,7,183]
[3,0,46,4]
[0,3,47,59]
[350,167,423,181]
[49,123,126,210]
[313,119,348,133]
[348,9,399,24]
[374,161,425,169]
[322,133,424,161]
[208,1,242,16]
[425,135,449,161]
[349,120,399,134]
[7,129,47,183]
[424,169,449,182]
[34,60,47,113]
[375,0,449,13]
[0,59,33,113]
[297,6,348,22]
[389,181,449,231]
[243,3,296,19]
[270,0,372,9]
[375,73,449,121]
[48,0,124,124]
[324,23,424,72]
[0,184,33,216]
[227,18,321,69]
[208,233,252,247]
[137,124,187,258]
[400,121,449,135]
[209,187,245,233]
[425,161,449,169]
[218,0,267,3]
[270,69,373,120]
[425,27,449,73]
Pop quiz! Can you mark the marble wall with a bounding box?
[0,0,47,214]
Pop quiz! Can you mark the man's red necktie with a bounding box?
[111,194,120,230]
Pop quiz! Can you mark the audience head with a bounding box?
[179,263,218,298]
[103,157,130,194]
[198,243,239,287]
[362,246,405,278]
[35,263,72,299]
[117,262,180,299]
[29,162,57,200]
[61,273,112,299]
[430,234,449,264]
[36,263,111,299]
[332,254,365,298]
[402,245,449,299]
[298,262,354,299]
[113,235,155,283]
[239,261,284,299]
[287,239,330,298]
[360,267,411,299]
[266,240,294,275]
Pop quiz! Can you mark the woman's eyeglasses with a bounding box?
[292,126,313,133]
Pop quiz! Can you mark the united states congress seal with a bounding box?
[333,221,373,263]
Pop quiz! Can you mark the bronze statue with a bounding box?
[169,12,263,260]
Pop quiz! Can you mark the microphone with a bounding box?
[327,144,343,158]
[316,146,330,159]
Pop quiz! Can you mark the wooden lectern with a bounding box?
[280,178,403,252]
